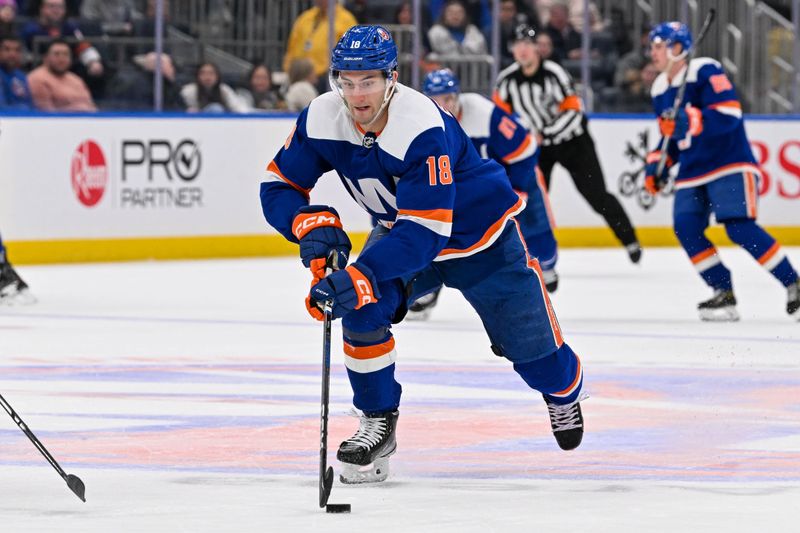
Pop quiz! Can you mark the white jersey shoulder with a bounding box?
[305,91,362,146]
[380,83,446,161]
[651,57,722,97]
[458,92,494,139]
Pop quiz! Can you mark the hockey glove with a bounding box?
[659,105,703,140]
[306,264,380,320]
[644,150,672,194]
[292,205,351,281]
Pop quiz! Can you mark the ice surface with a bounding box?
[1,248,799,532]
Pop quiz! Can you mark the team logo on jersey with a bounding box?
[377,28,390,41]
[362,132,376,148]
[70,140,108,207]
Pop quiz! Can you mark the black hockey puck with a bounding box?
[326,503,351,514]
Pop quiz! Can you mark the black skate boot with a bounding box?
[787,279,800,317]
[407,288,441,321]
[544,396,584,451]
[543,268,559,293]
[0,258,34,305]
[625,242,642,264]
[698,289,738,322]
[337,410,398,484]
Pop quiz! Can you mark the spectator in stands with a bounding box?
[19,0,80,17]
[238,63,283,112]
[284,57,318,112]
[21,0,105,87]
[0,35,33,109]
[27,39,96,111]
[544,2,580,63]
[181,61,248,114]
[106,50,183,110]
[428,0,487,57]
[0,0,17,40]
[283,0,357,93]
[535,30,554,62]
[613,26,650,91]
[429,0,491,36]
[568,0,606,33]
[80,0,142,36]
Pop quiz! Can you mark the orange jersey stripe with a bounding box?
[343,337,396,360]
[558,95,582,112]
[439,198,524,257]
[266,160,311,197]
[708,100,742,110]
[397,208,453,223]
[758,242,780,265]
[744,172,758,218]
[492,90,513,114]
[501,134,533,164]
[553,355,582,396]
[691,248,718,264]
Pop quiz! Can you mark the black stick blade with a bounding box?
[319,466,333,508]
[66,474,86,502]
[326,503,351,514]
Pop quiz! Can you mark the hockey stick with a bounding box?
[0,392,86,502]
[318,300,334,508]
[654,8,717,180]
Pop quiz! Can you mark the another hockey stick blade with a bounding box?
[66,474,86,502]
[319,465,334,508]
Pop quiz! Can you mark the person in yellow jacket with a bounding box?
[283,0,358,82]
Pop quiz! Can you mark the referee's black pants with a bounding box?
[538,132,638,247]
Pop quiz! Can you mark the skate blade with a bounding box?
[699,306,739,322]
[339,457,390,484]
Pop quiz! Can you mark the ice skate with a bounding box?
[543,268,559,293]
[787,279,800,317]
[626,242,642,264]
[406,289,440,321]
[0,260,35,305]
[698,289,738,322]
[544,394,585,451]
[337,410,398,484]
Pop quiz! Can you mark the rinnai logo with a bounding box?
[71,140,108,207]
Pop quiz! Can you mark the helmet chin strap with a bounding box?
[360,78,397,129]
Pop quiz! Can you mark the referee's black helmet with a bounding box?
[513,24,537,43]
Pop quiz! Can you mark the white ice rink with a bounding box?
[1,247,799,532]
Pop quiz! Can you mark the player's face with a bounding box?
[650,41,684,72]
[336,70,395,127]
[431,93,459,117]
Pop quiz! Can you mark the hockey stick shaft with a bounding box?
[0,392,86,502]
[318,302,334,508]
[655,8,717,177]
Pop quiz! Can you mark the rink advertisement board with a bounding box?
[1,113,799,263]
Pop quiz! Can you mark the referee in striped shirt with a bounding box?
[494,24,641,263]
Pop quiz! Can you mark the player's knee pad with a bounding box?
[673,212,710,249]
[342,278,403,333]
[723,218,758,246]
[511,343,581,396]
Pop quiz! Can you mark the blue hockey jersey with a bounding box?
[651,57,760,189]
[457,92,539,192]
[260,83,524,283]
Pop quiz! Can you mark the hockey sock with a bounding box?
[342,326,402,414]
[725,218,799,286]
[513,343,583,405]
[524,229,558,271]
[675,212,732,290]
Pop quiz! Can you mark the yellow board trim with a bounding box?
[4,227,800,265]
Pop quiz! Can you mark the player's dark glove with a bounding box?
[292,205,351,281]
[306,264,380,320]
[644,150,672,194]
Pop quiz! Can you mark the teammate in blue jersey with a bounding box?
[646,22,800,321]
[259,25,587,483]
[0,233,34,305]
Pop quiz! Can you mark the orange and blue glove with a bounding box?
[659,105,703,140]
[306,264,380,320]
[644,150,672,194]
[292,205,351,281]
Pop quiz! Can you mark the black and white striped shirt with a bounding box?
[493,60,586,147]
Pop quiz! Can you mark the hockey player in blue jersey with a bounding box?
[0,233,34,305]
[259,25,587,484]
[646,22,800,321]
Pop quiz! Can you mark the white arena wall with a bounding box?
[1,113,798,264]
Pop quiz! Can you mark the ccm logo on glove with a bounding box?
[292,212,342,240]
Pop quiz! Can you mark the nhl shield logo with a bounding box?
[362,132,376,148]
